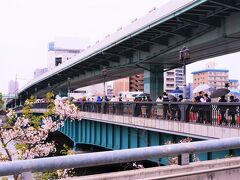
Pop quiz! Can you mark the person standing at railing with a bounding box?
[177,95,183,121]
[110,95,118,114]
[103,96,109,114]
[118,94,123,115]
[146,96,152,118]
[218,95,227,125]
[156,96,162,119]
[162,92,169,119]
[170,97,178,120]
[228,95,237,125]
[96,96,102,113]
[204,93,212,124]
[141,97,147,118]
[134,97,142,117]
[196,91,205,123]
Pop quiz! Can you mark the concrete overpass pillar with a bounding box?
[144,65,164,100]
[58,89,68,97]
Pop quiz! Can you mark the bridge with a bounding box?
[12,0,240,102]
[5,0,240,177]
[14,101,240,165]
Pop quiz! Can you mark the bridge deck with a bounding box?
[15,101,240,139]
[82,111,239,140]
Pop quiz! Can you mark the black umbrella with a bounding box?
[168,94,175,101]
[210,88,230,98]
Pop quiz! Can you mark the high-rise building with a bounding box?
[112,74,144,96]
[34,68,48,78]
[8,80,19,95]
[113,67,184,96]
[192,69,229,89]
[113,77,130,96]
[129,74,144,91]
[164,67,184,93]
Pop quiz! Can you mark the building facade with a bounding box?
[229,79,239,89]
[192,69,229,89]
[129,74,144,92]
[112,74,144,96]
[34,68,48,78]
[164,67,184,93]
[47,42,83,70]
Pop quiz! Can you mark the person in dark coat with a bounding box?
[177,95,183,120]
[196,91,205,123]
[218,95,227,125]
[228,95,237,125]
[170,97,178,120]
[146,96,152,118]
[204,93,212,124]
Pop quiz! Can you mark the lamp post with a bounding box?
[179,46,190,99]
[67,77,71,98]
[102,68,107,97]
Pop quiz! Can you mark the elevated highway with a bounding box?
[17,0,240,100]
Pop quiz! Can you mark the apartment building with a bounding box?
[164,67,184,93]
[192,69,229,89]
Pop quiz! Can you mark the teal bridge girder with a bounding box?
[12,102,240,164]
[13,0,240,102]
[59,118,240,165]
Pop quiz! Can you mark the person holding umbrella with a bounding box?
[210,88,230,125]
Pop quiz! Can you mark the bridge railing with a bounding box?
[77,101,240,128]
[13,101,240,128]
[0,137,240,177]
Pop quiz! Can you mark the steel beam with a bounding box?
[208,0,240,11]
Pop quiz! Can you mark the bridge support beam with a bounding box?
[144,65,163,100]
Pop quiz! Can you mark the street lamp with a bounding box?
[102,68,107,97]
[67,77,71,98]
[179,46,190,99]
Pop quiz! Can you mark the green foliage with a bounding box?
[35,171,58,180]
[1,177,8,180]
[15,143,29,152]
[225,154,234,158]
[60,144,71,155]
[22,95,35,119]
[44,92,55,117]
[0,92,4,109]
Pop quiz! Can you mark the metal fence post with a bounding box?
[178,153,189,165]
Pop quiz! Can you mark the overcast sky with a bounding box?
[0,0,239,94]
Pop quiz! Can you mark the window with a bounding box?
[55,57,62,66]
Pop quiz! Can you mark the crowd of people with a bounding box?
[47,91,240,125]
[52,91,240,126]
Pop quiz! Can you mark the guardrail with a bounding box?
[0,137,240,177]
[78,101,240,127]
[14,101,240,128]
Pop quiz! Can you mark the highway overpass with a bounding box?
[16,0,240,100]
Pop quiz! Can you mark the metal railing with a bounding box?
[77,101,240,128]
[14,101,240,128]
[0,137,240,177]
